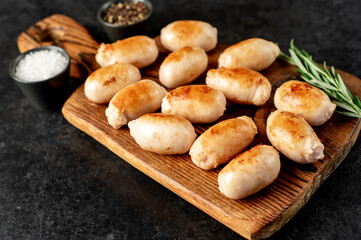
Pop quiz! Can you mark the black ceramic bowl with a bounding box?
[97,0,153,42]
[9,46,70,111]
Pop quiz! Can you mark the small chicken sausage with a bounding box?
[218,145,280,200]
[84,63,141,104]
[159,47,208,88]
[206,67,272,106]
[95,36,158,68]
[106,80,167,129]
[128,113,196,154]
[160,20,217,52]
[218,38,280,71]
[266,110,324,164]
[189,116,258,170]
[274,80,336,126]
[161,85,226,123]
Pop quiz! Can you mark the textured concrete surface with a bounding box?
[1,0,361,239]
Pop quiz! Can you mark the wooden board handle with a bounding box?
[17,14,100,80]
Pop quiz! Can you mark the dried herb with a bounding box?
[278,40,361,118]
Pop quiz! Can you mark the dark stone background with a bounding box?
[1,0,361,239]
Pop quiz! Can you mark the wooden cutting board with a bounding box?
[18,14,361,240]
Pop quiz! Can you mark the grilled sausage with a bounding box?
[95,35,158,68]
[218,145,280,199]
[160,20,217,52]
[189,116,258,170]
[159,46,208,88]
[274,80,336,126]
[266,110,324,164]
[106,80,167,129]
[218,38,279,71]
[206,67,272,106]
[128,113,196,154]
[84,63,141,104]
[161,85,226,123]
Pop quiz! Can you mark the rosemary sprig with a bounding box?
[278,39,361,118]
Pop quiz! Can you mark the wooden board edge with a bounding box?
[252,118,361,239]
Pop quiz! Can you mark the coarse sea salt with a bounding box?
[15,50,68,82]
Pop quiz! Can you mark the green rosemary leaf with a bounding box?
[302,55,321,79]
[335,110,361,118]
[354,95,361,108]
[338,73,353,100]
[331,66,336,78]
[298,69,315,81]
[337,81,353,105]
[289,49,308,73]
[331,85,353,104]
[332,100,357,113]
[323,62,333,78]
[278,51,294,64]
[305,78,339,91]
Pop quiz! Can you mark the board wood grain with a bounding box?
[19,14,361,240]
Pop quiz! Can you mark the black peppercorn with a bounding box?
[102,1,149,25]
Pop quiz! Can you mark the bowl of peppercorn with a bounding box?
[97,0,153,42]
